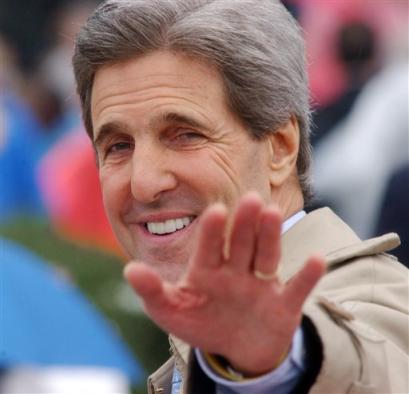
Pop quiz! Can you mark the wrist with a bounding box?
[203,348,289,381]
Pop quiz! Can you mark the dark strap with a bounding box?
[291,316,323,394]
[186,352,216,394]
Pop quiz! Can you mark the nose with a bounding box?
[129,144,177,204]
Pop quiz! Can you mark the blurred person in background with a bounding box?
[0,0,82,223]
[0,0,98,131]
[1,0,117,253]
[73,1,408,393]
[37,0,99,135]
[310,20,379,147]
[312,0,408,239]
[0,34,46,222]
[34,0,121,253]
[296,0,397,107]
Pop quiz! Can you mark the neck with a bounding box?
[272,180,304,221]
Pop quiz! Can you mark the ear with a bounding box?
[267,115,300,188]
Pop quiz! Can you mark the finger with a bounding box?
[124,262,207,333]
[253,206,282,278]
[228,192,263,273]
[189,203,227,271]
[124,262,166,306]
[124,262,204,309]
[283,254,326,313]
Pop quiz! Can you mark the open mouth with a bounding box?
[144,216,195,236]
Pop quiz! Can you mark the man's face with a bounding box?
[91,51,274,282]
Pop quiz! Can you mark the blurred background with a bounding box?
[0,0,407,392]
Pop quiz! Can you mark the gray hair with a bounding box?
[73,0,313,201]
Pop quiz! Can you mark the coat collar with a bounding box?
[279,207,400,281]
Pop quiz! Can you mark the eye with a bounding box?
[108,141,131,152]
[105,141,133,157]
[173,130,205,143]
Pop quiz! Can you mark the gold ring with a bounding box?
[254,270,276,281]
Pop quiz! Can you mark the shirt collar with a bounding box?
[281,211,306,235]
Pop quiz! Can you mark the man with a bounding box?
[72,1,409,393]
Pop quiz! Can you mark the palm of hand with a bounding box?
[125,194,325,375]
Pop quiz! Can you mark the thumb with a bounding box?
[124,261,164,302]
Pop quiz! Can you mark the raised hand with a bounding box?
[125,193,325,376]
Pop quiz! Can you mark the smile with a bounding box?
[145,216,194,235]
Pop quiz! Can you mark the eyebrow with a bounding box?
[93,121,131,148]
[94,111,207,147]
[151,112,205,130]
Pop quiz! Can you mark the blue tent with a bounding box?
[0,237,142,384]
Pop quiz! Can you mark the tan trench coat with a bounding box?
[147,208,409,394]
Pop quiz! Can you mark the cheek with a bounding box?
[99,168,129,218]
[208,145,268,193]
[245,164,272,204]
[204,148,243,189]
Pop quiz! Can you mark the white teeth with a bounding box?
[175,218,184,230]
[164,219,176,233]
[156,222,165,234]
[146,217,193,235]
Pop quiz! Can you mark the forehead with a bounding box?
[90,51,230,134]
